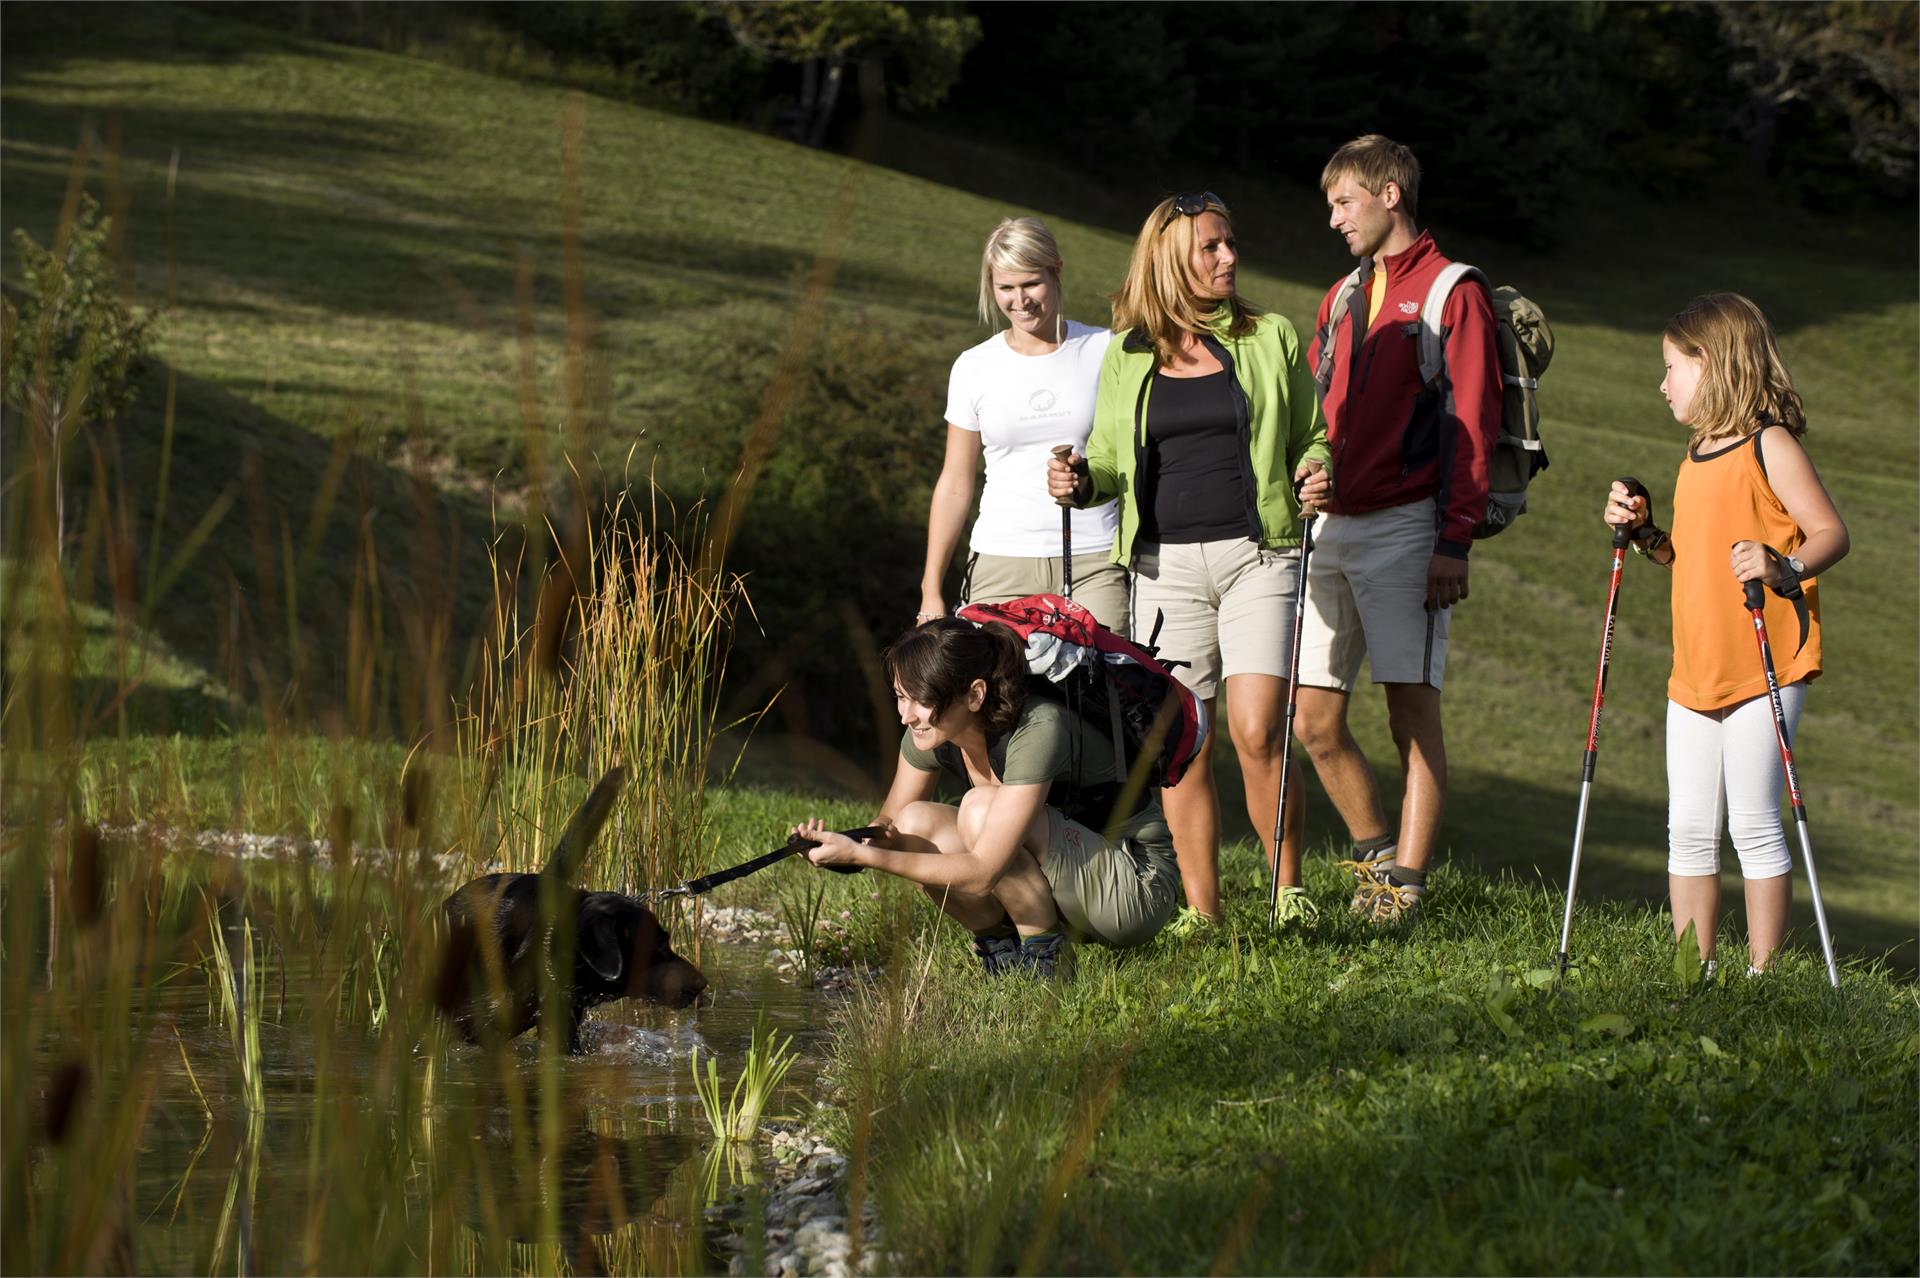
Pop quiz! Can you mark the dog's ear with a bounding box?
[578,901,626,984]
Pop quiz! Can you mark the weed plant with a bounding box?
[442,479,747,898]
[693,1015,801,1145]
[774,859,831,988]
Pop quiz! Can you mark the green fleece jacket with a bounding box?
[1081,312,1330,564]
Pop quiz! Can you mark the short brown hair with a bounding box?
[1321,134,1422,221]
[885,618,1028,737]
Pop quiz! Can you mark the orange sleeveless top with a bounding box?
[1668,428,1821,711]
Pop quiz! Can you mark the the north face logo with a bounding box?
[1398,300,1420,315]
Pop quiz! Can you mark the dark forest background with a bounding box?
[212,0,1918,243]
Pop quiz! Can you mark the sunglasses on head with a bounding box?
[1159,191,1222,231]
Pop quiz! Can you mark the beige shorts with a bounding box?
[1296,499,1450,692]
[1039,810,1180,948]
[963,552,1128,634]
[1128,538,1299,702]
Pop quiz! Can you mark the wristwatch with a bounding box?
[1785,554,1807,576]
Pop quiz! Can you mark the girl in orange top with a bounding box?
[1603,293,1849,976]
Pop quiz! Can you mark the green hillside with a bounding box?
[3,4,1914,964]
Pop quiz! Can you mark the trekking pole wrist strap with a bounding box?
[1762,546,1806,600]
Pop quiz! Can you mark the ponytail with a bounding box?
[885,618,1029,736]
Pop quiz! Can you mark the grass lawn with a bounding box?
[817,842,1917,1275]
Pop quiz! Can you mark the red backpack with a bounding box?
[953,594,1208,831]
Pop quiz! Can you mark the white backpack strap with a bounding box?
[1418,262,1487,387]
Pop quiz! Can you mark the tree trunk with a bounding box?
[1747,95,1779,180]
[807,56,845,149]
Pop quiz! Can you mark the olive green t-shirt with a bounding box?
[899,699,1173,854]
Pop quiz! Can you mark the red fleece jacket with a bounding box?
[1307,231,1500,556]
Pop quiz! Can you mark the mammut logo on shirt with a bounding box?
[1398,300,1420,315]
[1029,389,1058,412]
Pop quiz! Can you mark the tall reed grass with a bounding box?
[441,480,747,900]
[2,129,780,1272]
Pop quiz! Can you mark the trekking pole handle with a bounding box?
[1051,444,1077,508]
[1743,578,1766,611]
[1613,475,1651,551]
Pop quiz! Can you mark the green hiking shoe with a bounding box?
[1272,886,1320,930]
[1018,931,1074,980]
[1355,877,1424,925]
[1163,904,1221,944]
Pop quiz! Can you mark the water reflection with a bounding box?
[44,934,826,1274]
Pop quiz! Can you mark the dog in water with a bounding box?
[436,767,707,1053]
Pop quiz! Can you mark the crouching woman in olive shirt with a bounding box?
[794,618,1180,977]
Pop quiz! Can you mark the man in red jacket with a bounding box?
[1294,135,1501,925]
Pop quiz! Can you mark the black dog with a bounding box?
[435,767,707,1052]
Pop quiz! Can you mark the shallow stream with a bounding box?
[47,928,831,1274]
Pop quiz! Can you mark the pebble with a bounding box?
[76,818,462,871]
[735,1124,889,1276]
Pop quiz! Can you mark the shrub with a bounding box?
[2,193,156,557]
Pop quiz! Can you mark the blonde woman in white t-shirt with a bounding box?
[918,218,1127,631]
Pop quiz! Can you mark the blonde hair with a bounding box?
[1109,193,1260,367]
[1664,293,1807,445]
[977,217,1064,329]
[1320,134,1422,221]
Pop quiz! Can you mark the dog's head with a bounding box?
[576,894,708,1009]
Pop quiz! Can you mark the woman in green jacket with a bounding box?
[1047,192,1331,931]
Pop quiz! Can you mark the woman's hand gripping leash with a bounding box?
[791,819,892,872]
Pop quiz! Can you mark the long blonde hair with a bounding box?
[1664,293,1807,446]
[1109,193,1260,367]
[977,217,1064,331]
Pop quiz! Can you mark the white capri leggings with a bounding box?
[1666,684,1805,879]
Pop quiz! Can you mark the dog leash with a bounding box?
[641,826,888,903]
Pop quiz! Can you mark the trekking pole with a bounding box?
[1051,444,1076,601]
[1267,509,1316,930]
[1741,577,1841,988]
[1555,495,1635,975]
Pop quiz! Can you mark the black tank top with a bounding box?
[1139,369,1244,544]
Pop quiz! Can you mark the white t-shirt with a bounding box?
[943,321,1118,558]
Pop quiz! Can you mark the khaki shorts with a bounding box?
[1039,810,1180,948]
[1129,538,1299,702]
[1296,499,1450,692]
[963,552,1129,635]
